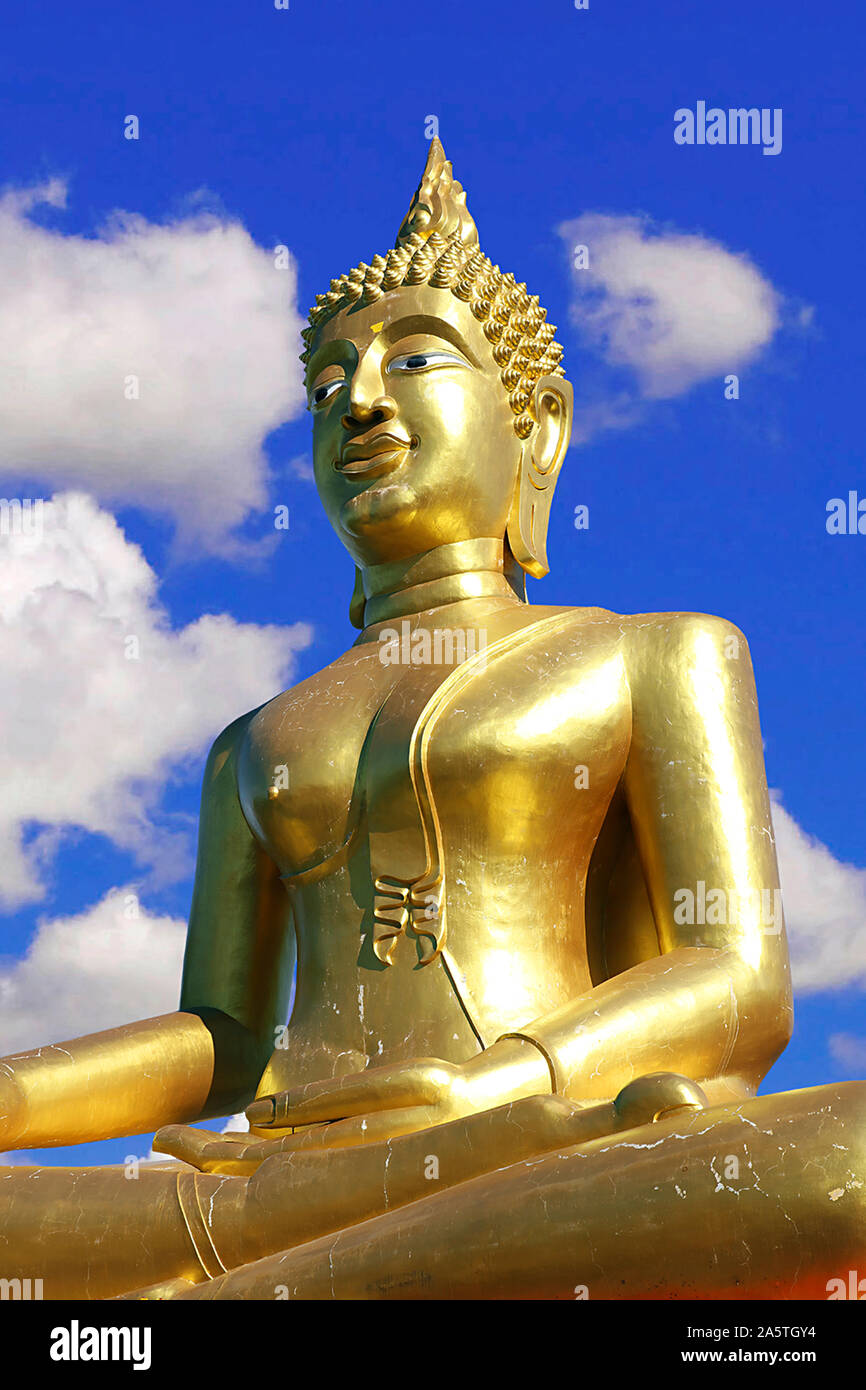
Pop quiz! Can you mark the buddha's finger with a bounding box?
[185,1123,360,1171]
[246,1070,431,1127]
[154,1122,333,1174]
[152,1124,213,1164]
[152,1124,254,1168]
[271,1104,441,1151]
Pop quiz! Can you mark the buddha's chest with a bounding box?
[238,611,632,884]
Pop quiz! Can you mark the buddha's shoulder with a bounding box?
[615,608,748,659]
[199,669,330,773]
[200,703,268,778]
[510,606,749,696]
[515,603,746,651]
[226,643,392,760]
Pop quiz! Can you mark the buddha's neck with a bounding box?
[361,537,525,627]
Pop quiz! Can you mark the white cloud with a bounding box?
[772,795,866,992]
[558,213,782,432]
[0,181,305,545]
[0,492,312,908]
[287,454,315,482]
[828,1033,866,1072]
[0,888,185,1052]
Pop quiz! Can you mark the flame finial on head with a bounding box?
[301,139,565,440]
[394,137,479,251]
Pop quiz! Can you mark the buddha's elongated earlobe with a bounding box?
[506,376,574,578]
[349,565,366,628]
[503,537,528,601]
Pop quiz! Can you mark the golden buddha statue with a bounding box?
[1,140,863,1301]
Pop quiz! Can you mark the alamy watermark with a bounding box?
[673,880,782,933]
[378,620,488,668]
[0,497,44,541]
[0,1276,43,1300]
[674,103,782,156]
[826,491,866,535]
[827,1270,866,1299]
[50,1321,151,1369]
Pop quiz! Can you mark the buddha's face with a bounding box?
[306,285,522,566]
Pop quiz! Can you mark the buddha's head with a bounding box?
[301,140,573,622]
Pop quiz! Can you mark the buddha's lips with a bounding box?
[337,431,413,475]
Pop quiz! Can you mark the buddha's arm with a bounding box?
[0,713,294,1149]
[0,1011,251,1150]
[505,614,794,1102]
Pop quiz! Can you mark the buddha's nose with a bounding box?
[342,374,397,430]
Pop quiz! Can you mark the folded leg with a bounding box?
[173,1082,866,1300]
[0,1162,236,1299]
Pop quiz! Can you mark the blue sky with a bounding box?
[1,0,864,1165]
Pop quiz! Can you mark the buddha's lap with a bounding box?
[1,1082,863,1300]
[172,1080,866,1300]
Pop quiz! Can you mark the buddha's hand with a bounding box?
[153,1038,550,1172]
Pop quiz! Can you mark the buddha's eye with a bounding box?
[309,378,346,410]
[386,349,469,375]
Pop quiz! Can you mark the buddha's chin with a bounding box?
[339,481,420,542]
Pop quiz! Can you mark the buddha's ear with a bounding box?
[506,375,573,579]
